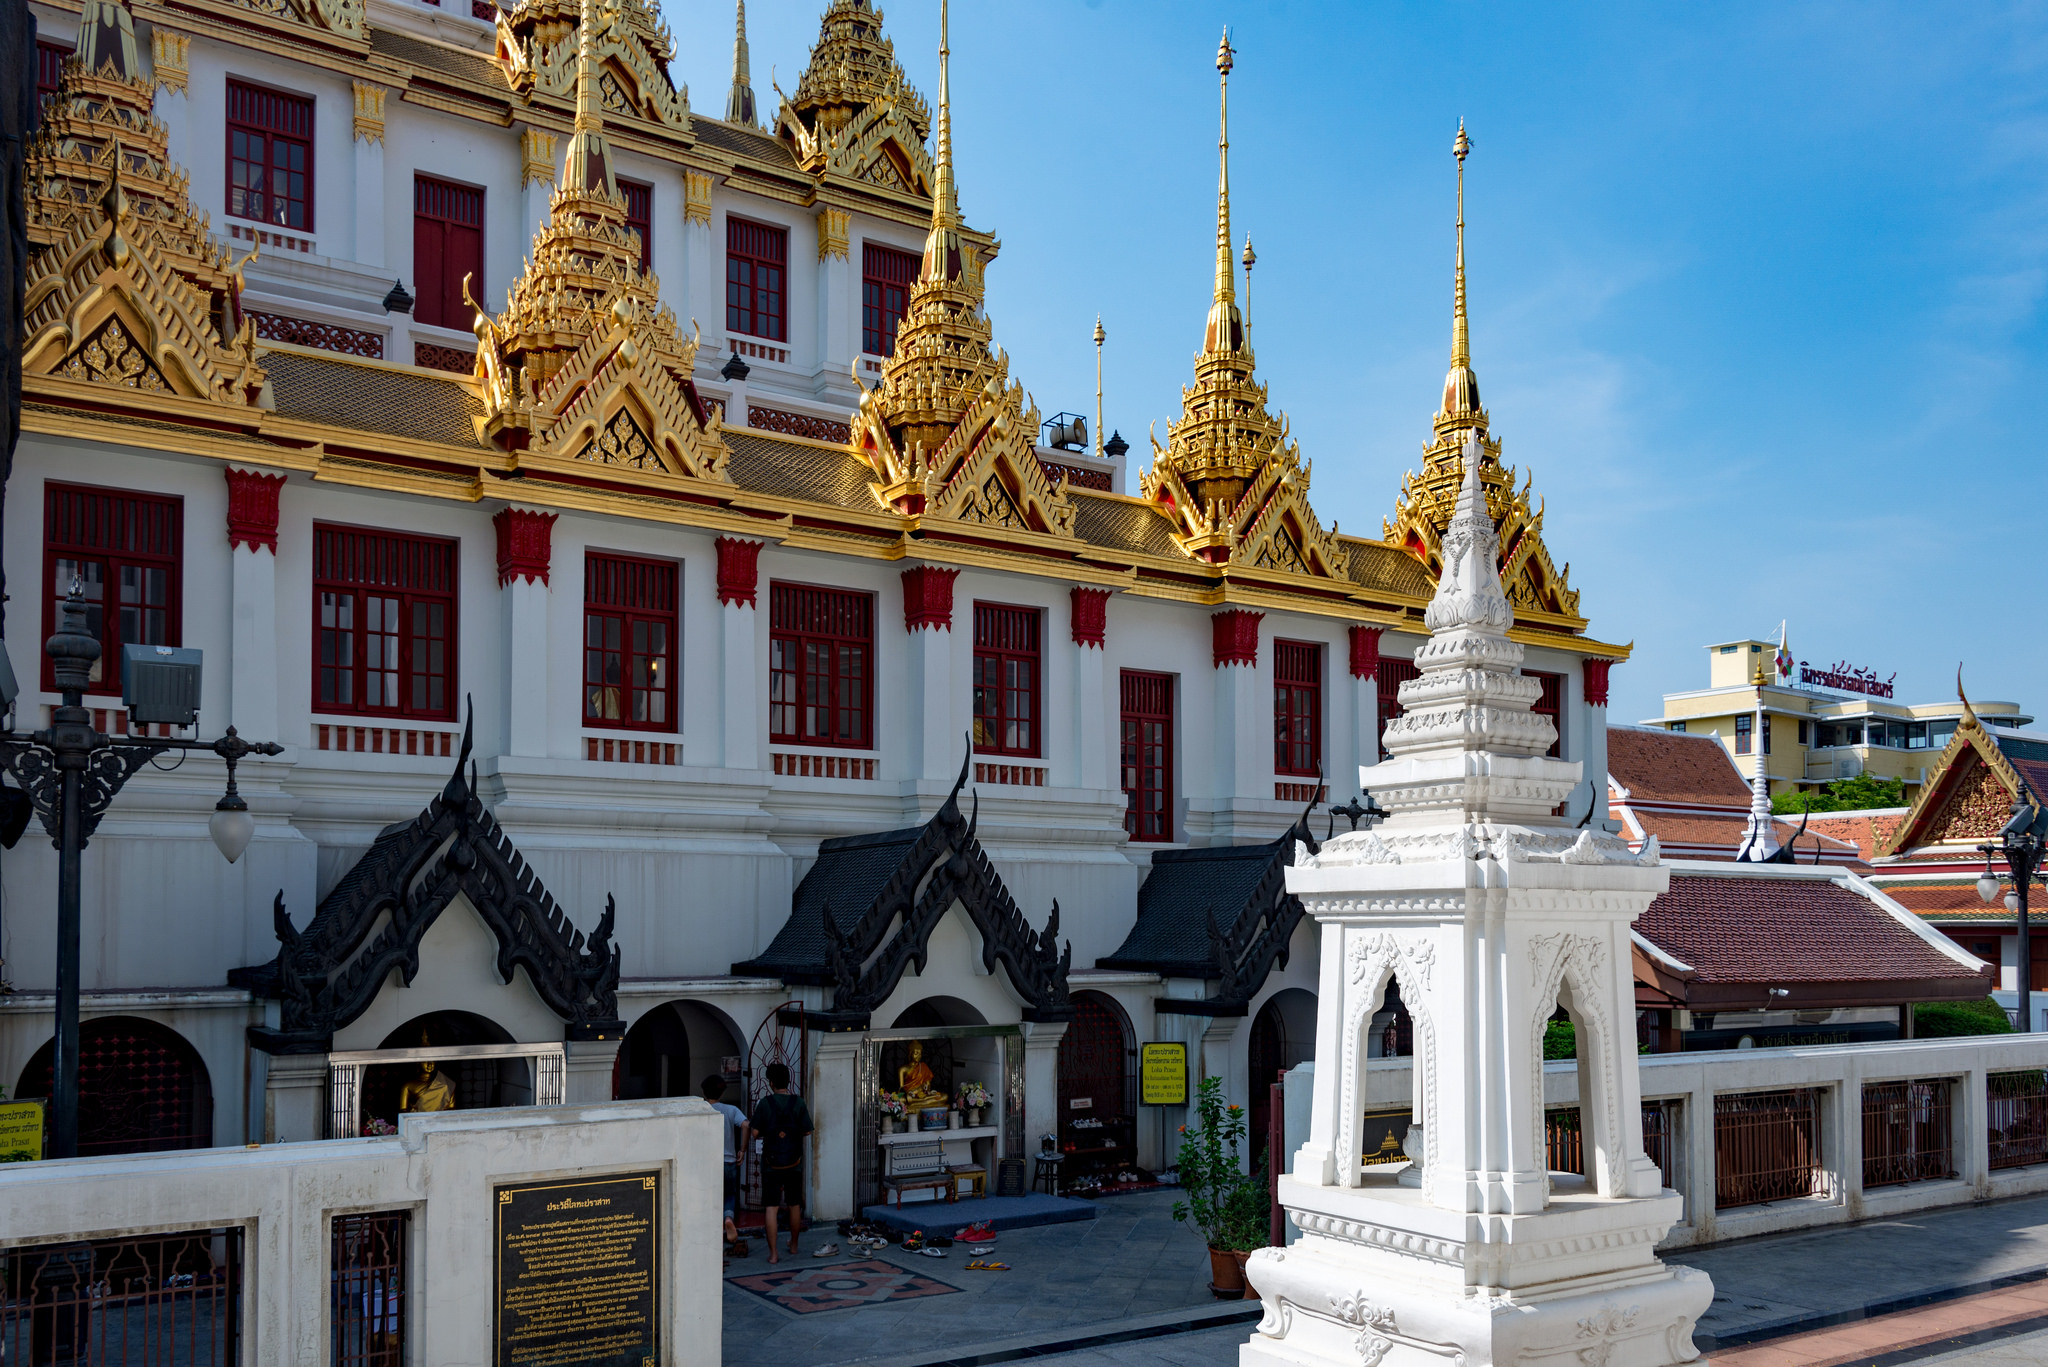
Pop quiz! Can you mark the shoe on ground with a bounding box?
[967,1243,995,1254]
[966,1259,1010,1271]
[919,1246,946,1258]
[812,1243,839,1256]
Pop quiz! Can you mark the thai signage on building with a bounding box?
[1799,659,1897,699]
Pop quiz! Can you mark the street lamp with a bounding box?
[1977,784,2047,1033]
[0,583,281,1157]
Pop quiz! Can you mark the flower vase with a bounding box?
[967,1107,984,1127]
[948,1110,962,1130]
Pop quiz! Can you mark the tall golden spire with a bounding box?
[726,0,758,125]
[919,0,964,286]
[1442,119,1478,417]
[1203,31,1244,356]
[562,0,620,199]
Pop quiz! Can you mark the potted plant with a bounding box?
[1170,1075,1270,1299]
[959,1081,991,1126]
[879,1090,907,1133]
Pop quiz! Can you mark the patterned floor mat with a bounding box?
[727,1259,962,1314]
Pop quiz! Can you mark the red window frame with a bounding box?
[726,217,787,342]
[861,243,918,355]
[36,41,69,104]
[1274,640,1321,777]
[584,553,678,733]
[313,524,459,721]
[621,178,653,273]
[226,79,313,231]
[1376,657,1420,762]
[972,603,1040,758]
[414,175,484,331]
[1527,669,1564,759]
[1121,670,1174,843]
[42,483,182,697]
[769,582,872,748]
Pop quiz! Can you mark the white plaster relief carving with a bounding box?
[1341,931,1440,1183]
[1331,1292,1398,1364]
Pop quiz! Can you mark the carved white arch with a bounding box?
[1339,930,1438,1189]
[1528,931,1627,1197]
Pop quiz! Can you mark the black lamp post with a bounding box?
[0,583,281,1157]
[1977,785,2047,1034]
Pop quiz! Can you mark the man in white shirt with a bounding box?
[702,1075,749,1251]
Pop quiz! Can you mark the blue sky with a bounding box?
[669,2,2048,724]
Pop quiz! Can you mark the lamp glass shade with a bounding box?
[1980,874,2002,904]
[2006,891,2022,914]
[210,805,255,863]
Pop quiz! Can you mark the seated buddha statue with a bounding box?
[895,1040,945,1112]
[399,1041,457,1114]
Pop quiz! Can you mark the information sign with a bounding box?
[0,1100,43,1161]
[1139,1042,1187,1106]
[495,1170,659,1367]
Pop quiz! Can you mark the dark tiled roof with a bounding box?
[1344,539,1433,597]
[1637,874,1985,986]
[1609,727,1751,806]
[694,119,800,170]
[1069,492,1180,559]
[1995,735,2048,801]
[265,350,482,448]
[732,826,921,976]
[722,429,876,508]
[369,27,505,90]
[1098,840,1285,976]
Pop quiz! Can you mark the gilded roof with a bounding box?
[265,350,483,447]
[723,430,877,508]
[694,119,799,169]
[1070,491,1180,560]
[1343,538,1433,598]
[369,28,505,90]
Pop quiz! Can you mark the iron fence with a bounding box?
[1642,1098,1681,1192]
[1545,1108,1583,1175]
[1862,1079,1955,1188]
[1,1227,242,1364]
[1714,1088,1827,1209]
[332,1211,409,1366]
[1990,1070,2048,1171]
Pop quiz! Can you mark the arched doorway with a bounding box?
[616,1000,744,1101]
[359,1011,524,1131]
[1248,988,1317,1171]
[1057,992,1135,1189]
[16,1016,213,1156]
[890,996,987,1029]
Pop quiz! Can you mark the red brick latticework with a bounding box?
[1038,459,1113,492]
[1348,625,1381,680]
[246,310,384,359]
[747,405,853,446]
[716,537,764,608]
[901,565,960,632]
[1211,609,1264,668]
[492,507,558,586]
[1070,586,1109,648]
[414,341,476,374]
[1583,659,1614,707]
[224,467,286,554]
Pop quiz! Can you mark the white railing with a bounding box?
[326,1041,567,1139]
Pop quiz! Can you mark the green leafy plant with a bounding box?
[1914,997,2016,1038]
[1773,775,1907,815]
[1544,1020,1576,1059]
[1170,1075,1269,1251]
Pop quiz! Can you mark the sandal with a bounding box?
[812,1243,840,1257]
[965,1259,1010,1271]
[919,1245,946,1258]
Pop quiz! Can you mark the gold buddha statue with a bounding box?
[895,1040,945,1112]
[399,1035,457,1115]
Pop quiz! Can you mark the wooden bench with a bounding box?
[881,1141,956,1208]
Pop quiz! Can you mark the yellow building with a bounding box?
[1652,639,2031,801]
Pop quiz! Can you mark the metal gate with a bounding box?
[741,1001,806,1212]
[1,1228,242,1364]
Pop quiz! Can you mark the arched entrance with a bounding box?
[1057,991,1136,1189]
[1248,988,1317,1170]
[358,1011,524,1131]
[16,1016,213,1156]
[616,1000,744,1100]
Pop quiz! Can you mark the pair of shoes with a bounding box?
[954,1221,994,1242]
[928,1235,954,1248]
[965,1259,1010,1271]
[728,1237,752,1258]
[812,1243,840,1257]
[902,1232,925,1252]
[966,1243,995,1255]
[848,1233,887,1252]
[919,1246,946,1258]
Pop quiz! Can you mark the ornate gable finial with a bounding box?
[844,1,1073,539]
[469,0,725,480]
[493,0,689,132]
[1385,125,1581,621]
[726,0,758,126]
[22,0,265,407]
[776,0,934,194]
[1135,35,1339,578]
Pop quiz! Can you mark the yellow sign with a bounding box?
[0,1100,45,1162]
[1139,1043,1187,1106]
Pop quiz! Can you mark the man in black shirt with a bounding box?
[745,1061,813,1263]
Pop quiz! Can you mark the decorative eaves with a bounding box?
[775,0,933,197]
[494,0,690,133]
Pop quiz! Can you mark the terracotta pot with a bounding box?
[1232,1249,1259,1302]
[1207,1245,1246,1300]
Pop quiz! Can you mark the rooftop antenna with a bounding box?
[1093,315,1106,460]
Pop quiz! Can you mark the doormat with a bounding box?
[728,1259,961,1314]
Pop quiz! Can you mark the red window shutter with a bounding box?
[312,524,460,720]
[1376,657,1420,762]
[861,243,919,355]
[1273,641,1321,777]
[972,603,1041,758]
[621,179,653,272]
[42,483,183,696]
[414,177,484,330]
[1120,670,1174,842]
[584,553,679,733]
[1526,670,1564,759]
[768,582,873,747]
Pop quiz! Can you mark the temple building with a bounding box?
[5,0,1628,1215]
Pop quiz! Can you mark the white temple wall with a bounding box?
[328,894,569,1051]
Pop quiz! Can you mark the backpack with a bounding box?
[753,1093,811,1169]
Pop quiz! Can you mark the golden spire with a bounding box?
[919,0,963,285]
[727,0,758,126]
[1202,30,1243,356]
[562,0,620,199]
[1441,120,1479,418]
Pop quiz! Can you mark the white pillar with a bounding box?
[563,1038,622,1103]
[721,602,758,771]
[809,1031,864,1220]
[230,544,279,741]
[1211,614,1266,811]
[816,211,851,389]
[1021,1021,1068,1157]
[352,119,386,269]
[494,508,557,758]
[681,172,716,364]
[904,568,960,782]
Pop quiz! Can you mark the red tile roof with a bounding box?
[1806,810,1905,859]
[1609,727,1752,806]
[1881,883,1996,913]
[1637,874,1988,988]
[1630,813,1866,869]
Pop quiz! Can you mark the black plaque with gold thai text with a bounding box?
[494,1170,660,1367]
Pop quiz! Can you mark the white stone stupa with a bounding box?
[1249,432,1711,1367]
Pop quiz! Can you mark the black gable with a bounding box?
[732,826,923,981]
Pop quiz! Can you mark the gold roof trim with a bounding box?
[494,0,688,132]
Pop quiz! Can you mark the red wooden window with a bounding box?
[770,583,872,748]
[973,603,1040,758]
[1274,641,1321,777]
[1376,656,1420,762]
[226,79,313,231]
[1121,670,1173,843]
[621,178,653,273]
[862,243,918,355]
[36,41,69,104]
[414,176,484,330]
[313,525,458,720]
[1527,670,1564,759]
[726,218,787,342]
[584,553,677,732]
[43,483,182,696]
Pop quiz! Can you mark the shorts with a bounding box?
[723,1161,739,1218]
[760,1163,805,1208]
